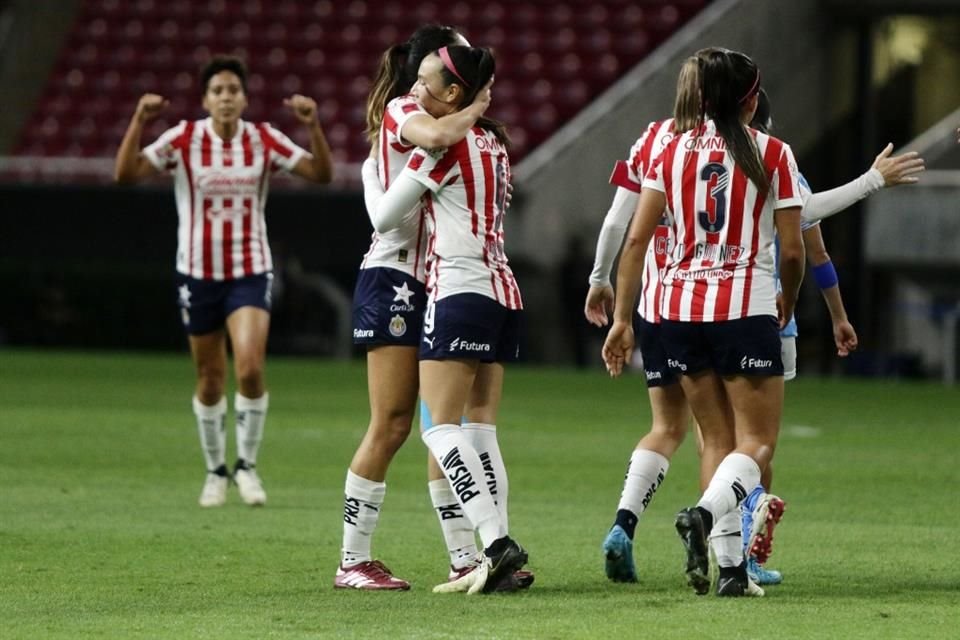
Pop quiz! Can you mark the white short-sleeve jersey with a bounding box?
[402,126,522,309]
[642,120,803,322]
[360,94,432,281]
[142,117,306,280]
[608,118,678,322]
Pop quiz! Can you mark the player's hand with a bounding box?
[584,285,615,327]
[505,182,514,209]
[285,94,318,125]
[136,94,168,123]
[602,320,634,378]
[871,143,925,187]
[776,293,796,330]
[833,319,858,357]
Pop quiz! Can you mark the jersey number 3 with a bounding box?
[697,162,728,233]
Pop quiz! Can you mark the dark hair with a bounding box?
[699,49,769,194]
[750,88,772,134]
[434,45,509,146]
[201,55,248,94]
[365,24,462,142]
[673,56,701,132]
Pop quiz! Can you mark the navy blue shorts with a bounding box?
[175,272,273,336]
[351,267,426,347]
[660,315,783,377]
[635,316,678,387]
[420,293,523,363]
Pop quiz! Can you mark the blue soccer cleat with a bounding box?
[746,557,783,585]
[602,524,638,583]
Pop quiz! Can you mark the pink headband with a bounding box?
[739,69,761,104]
[438,46,471,87]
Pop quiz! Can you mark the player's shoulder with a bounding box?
[387,93,424,115]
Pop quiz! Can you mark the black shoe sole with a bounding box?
[675,509,710,595]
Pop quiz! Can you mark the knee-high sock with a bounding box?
[341,470,386,567]
[429,479,478,569]
[618,449,669,518]
[235,392,268,465]
[710,511,744,568]
[698,452,761,521]
[422,424,503,549]
[193,396,226,472]
[462,422,509,533]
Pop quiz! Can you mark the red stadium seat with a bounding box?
[13,0,709,165]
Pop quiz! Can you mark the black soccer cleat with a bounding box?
[675,507,711,595]
[482,536,529,594]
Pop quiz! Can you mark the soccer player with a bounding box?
[739,89,925,586]
[585,53,710,583]
[335,25,497,591]
[363,45,528,595]
[604,48,802,597]
[113,55,333,507]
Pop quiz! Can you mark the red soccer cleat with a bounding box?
[334,560,411,591]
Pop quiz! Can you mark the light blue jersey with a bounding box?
[777,174,816,338]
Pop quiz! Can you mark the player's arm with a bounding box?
[400,79,492,149]
[802,224,858,357]
[585,186,639,327]
[801,143,924,224]
[602,188,664,376]
[360,158,427,233]
[114,94,167,184]
[284,94,334,184]
[775,206,805,329]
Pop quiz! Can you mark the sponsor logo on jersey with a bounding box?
[667,359,688,372]
[449,337,491,353]
[645,370,662,381]
[197,172,260,197]
[423,336,436,349]
[388,314,407,337]
[740,356,774,369]
[673,268,734,282]
[683,136,727,151]
[353,328,374,339]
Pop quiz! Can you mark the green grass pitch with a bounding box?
[2,349,958,639]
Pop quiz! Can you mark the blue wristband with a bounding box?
[812,261,839,289]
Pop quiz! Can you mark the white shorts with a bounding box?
[781,336,797,381]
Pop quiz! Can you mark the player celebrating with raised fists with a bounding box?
[115,55,332,508]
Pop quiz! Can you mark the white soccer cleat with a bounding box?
[433,555,489,594]
[199,471,228,508]
[745,577,766,597]
[234,464,267,506]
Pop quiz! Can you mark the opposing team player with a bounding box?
[336,25,495,591]
[363,45,528,595]
[114,55,333,507]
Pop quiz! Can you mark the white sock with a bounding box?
[193,396,226,472]
[698,452,761,521]
[422,424,503,549]
[235,392,268,465]
[462,422,509,533]
[618,449,669,517]
[341,470,386,567]
[429,479,478,569]
[710,511,744,568]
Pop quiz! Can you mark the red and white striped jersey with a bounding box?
[609,118,677,322]
[402,126,522,309]
[361,94,431,281]
[143,117,306,280]
[642,120,803,322]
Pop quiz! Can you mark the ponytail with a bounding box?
[699,49,769,194]
[365,43,409,143]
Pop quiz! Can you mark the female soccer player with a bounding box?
[585,53,710,583]
[114,55,333,508]
[364,44,528,595]
[336,25,496,591]
[604,48,803,597]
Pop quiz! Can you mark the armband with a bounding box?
[812,260,839,289]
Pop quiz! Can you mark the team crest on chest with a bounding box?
[388,314,407,337]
